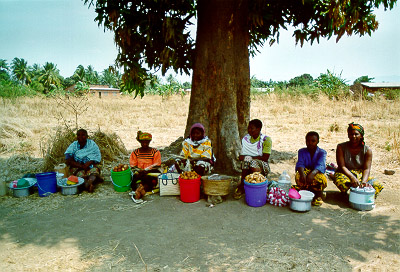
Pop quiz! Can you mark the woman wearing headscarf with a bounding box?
[333,122,383,198]
[65,129,103,193]
[129,131,162,203]
[175,123,214,176]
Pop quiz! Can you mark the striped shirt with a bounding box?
[129,148,161,169]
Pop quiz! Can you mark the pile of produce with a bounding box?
[180,171,200,180]
[112,164,129,172]
[67,175,79,185]
[245,172,266,183]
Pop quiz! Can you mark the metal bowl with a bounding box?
[57,177,84,195]
[349,187,375,211]
[8,178,37,198]
[289,190,315,212]
[289,197,312,212]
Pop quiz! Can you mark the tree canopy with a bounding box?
[84,0,397,173]
[84,0,396,96]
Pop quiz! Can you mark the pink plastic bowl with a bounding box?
[288,188,301,199]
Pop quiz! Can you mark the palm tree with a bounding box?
[85,65,99,84]
[30,63,43,80]
[73,65,87,83]
[0,59,10,81]
[0,59,8,71]
[100,67,121,88]
[38,62,61,93]
[11,57,31,85]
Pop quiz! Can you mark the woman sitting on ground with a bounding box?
[333,122,383,198]
[175,123,214,176]
[129,131,162,203]
[65,129,103,193]
[234,119,272,199]
[294,131,327,206]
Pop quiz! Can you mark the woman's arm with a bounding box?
[66,157,84,170]
[297,167,307,186]
[306,149,326,183]
[129,151,138,168]
[83,160,96,170]
[336,144,359,186]
[361,147,373,184]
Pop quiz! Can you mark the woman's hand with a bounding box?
[350,176,361,188]
[83,161,93,171]
[298,173,306,187]
[359,182,372,188]
[306,170,317,184]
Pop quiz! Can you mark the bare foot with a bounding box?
[135,184,146,200]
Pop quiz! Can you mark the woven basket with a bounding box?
[158,173,180,196]
[202,175,231,196]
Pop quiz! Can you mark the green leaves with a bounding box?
[84,0,397,97]
[249,0,396,50]
[84,0,196,95]
[38,62,62,93]
[11,57,31,85]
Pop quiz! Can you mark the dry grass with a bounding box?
[0,94,399,176]
[0,94,399,271]
[40,128,128,172]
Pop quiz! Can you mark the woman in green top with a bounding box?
[233,119,272,199]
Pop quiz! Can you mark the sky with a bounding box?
[1,0,399,84]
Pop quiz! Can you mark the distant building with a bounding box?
[89,85,121,98]
[65,84,121,98]
[360,82,400,93]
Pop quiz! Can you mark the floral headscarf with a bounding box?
[348,122,365,145]
[136,131,152,141]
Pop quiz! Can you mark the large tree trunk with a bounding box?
[185,0,250,174]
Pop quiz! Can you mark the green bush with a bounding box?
[0,81,37,98]
[288,74,313,87]
[384,89,400,100]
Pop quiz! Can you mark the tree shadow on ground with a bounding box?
[324,190,352,209]
[1,151,398,270]
[0,183,398,270]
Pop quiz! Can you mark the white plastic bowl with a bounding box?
[299,190,314,201]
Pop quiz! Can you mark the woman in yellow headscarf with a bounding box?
[333,123,383,198]
[129,131,161,203]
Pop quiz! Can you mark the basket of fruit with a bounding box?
[110,164,131,192]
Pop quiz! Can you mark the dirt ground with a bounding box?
[1,158,399,271]
[0,95,399,271]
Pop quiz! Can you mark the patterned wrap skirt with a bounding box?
[293,168,327,192]
[242,159,270,178]
[333,169,383,197]
[71,166,102,180]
